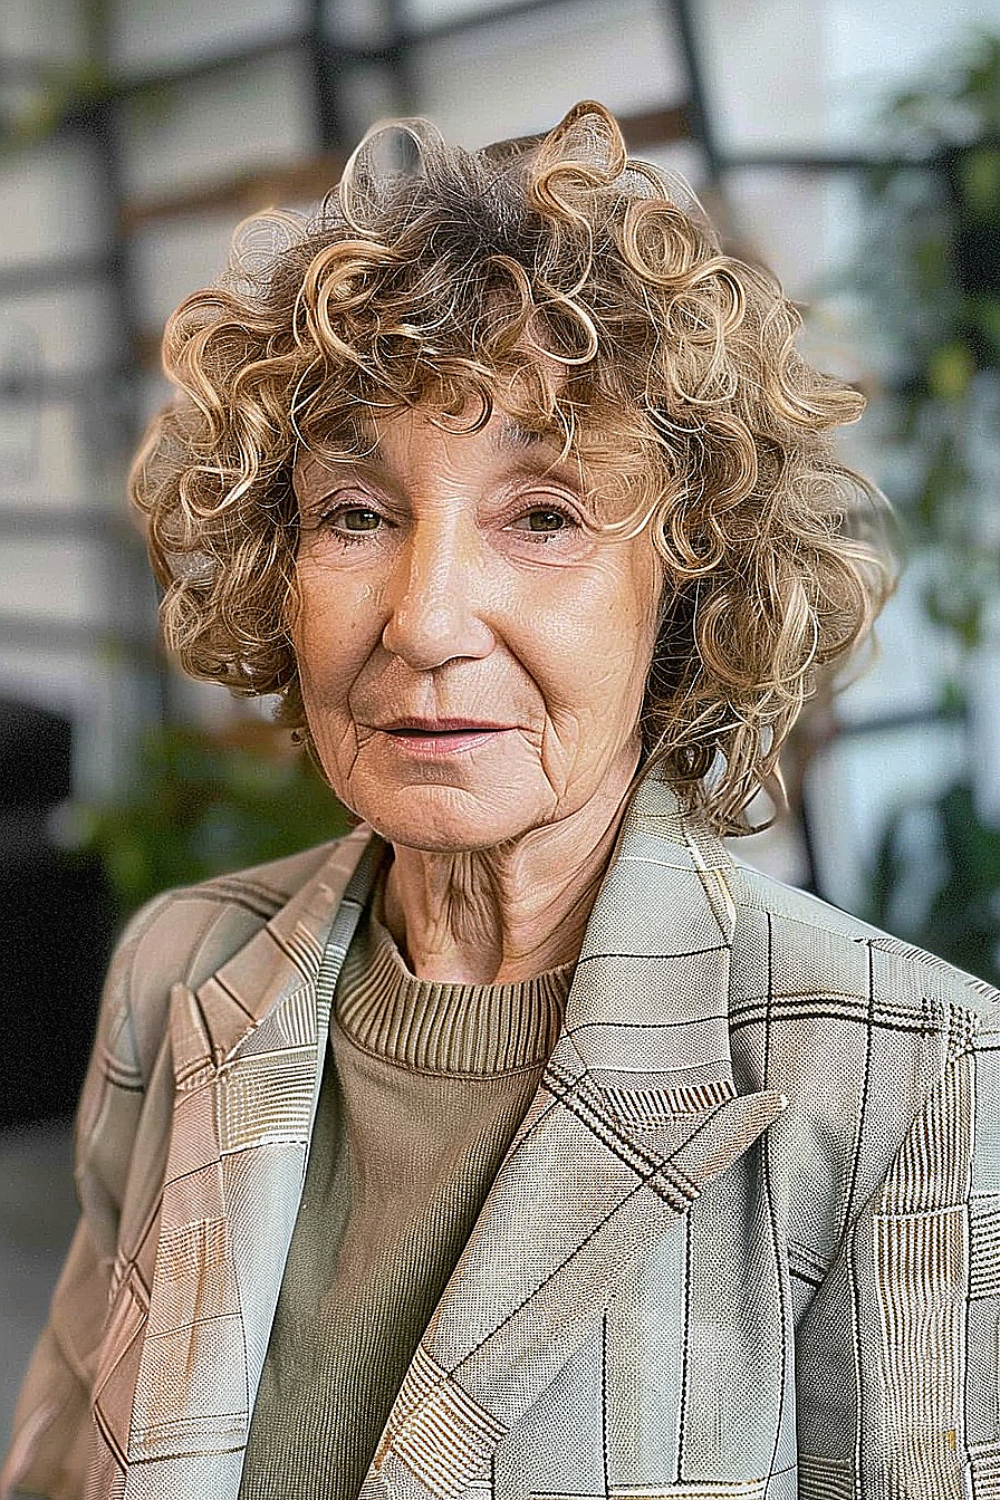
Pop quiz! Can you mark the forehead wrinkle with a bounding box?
[297,408,585,503]
[491,413,587,497]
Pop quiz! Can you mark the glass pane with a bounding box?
[118,50,314,199]
[823,0,1000,151]
[695,0,830,155]
[131,214,235,329]
[4,0,89,63]
[403,0,563,28]
[108,0,302,72]
[336,63,405,142]
[324,0,394,47]
[0,282,122,377]
[835,560,965,728]
[697,0,1000,156]
[640,141,709,200]
[805,718,967,916]
[408,0,686,148]
[0,400,108,506]
[0,138,106,267]
[1,537,109,624]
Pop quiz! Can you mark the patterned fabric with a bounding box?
[3,770,1000,1500]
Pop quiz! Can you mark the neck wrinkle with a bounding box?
[382,770,633,985]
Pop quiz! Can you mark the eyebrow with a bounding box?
[352,412,561,465]
[494,415,557,454]
[294,418,381,478]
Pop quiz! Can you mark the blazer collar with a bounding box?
[171,823,377,1077]
[563,766,741,1108]
[183,768,735,1093]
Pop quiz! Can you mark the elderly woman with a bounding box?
[4,101,999,1500]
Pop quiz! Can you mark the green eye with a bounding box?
[337,508,382,532]
[523,509,568,533]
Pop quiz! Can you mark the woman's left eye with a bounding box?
[509,507,575,536]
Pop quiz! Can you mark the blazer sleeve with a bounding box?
[0,894,173,1500]
[794,1037,1000,1494]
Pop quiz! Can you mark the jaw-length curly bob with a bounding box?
[132,99,892,834]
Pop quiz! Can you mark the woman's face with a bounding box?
[292,407,662,853]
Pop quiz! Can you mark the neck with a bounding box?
[382,762,639,985]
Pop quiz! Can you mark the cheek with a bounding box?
[586,552,662,680]
[528,562,659,736]
[624,547,665,670]
[591,560,662,728]
[292,564,372,712]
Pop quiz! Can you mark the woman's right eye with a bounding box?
[334,506,383,533]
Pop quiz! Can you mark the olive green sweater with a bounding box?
[238,899,571,1500]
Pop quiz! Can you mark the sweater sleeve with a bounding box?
[0,895,172,1500]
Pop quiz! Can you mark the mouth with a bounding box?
[376,718,512,756]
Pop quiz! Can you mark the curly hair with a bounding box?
[131,99,892,833]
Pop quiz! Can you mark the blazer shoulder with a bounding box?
[729,855,1000,1037]
[179,835,350,913]
[102,826,370,1080]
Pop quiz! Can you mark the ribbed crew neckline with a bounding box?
[335,903,572,1077]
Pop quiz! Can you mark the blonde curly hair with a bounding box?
[132,100,892,833]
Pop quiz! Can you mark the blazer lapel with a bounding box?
[121,828,382,1483]
[363,774,785,1500]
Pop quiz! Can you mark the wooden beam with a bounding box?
[120,152,348,230]
[621,101,691,151]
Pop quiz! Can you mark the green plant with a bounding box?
[861,33,1000,648]
[858,33,1000,973]
[75,721,350,918]
[870,782,1000,985]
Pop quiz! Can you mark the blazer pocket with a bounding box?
[871,1203,971,1459]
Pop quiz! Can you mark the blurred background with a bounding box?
[4,0,1000,1443]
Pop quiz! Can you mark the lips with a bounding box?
[380,718,510,734]
[375,718,512,756]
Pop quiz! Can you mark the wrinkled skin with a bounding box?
[292,408,663,983]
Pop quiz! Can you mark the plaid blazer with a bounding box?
[5,770,1000,1500]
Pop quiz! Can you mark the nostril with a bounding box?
[381,592,495,669]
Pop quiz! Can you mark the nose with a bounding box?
[381,518,496,670]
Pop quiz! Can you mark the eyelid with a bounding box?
[315,485,391,520]
[508,499,576,523]
[305,480,596,537]
[504,488,594,531]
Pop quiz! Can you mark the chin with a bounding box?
[368,814,523,857]
[349,783,545,856]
